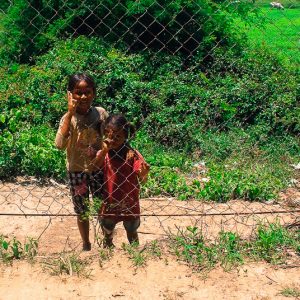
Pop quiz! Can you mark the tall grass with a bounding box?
[235,7,299,65]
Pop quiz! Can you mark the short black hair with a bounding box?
[105,114,136,139]
[67,73,96,94]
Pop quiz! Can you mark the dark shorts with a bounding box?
[68,171,103,214]
[101,218,140,234]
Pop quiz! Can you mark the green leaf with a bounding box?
[0,114,5,123]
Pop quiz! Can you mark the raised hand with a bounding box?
[103,138,113,151]
[67,91,78,115]
[138,161,150,183]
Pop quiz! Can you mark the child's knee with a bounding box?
[123,218,140,233]
[101,218,116,234]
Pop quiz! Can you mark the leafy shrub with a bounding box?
[0,0,255,64]
[0,235,38,263]
[0,125,65,179]
[0,36,298,201]
[251,222,300,263]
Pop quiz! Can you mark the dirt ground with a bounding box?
[0,180,299,300]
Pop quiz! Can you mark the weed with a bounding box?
[217,231,244,270]
[170,223,299,273]
[0,235,38,264]
[251,222,299,264]
[170,226,218,272]
[80,197,103,221]
[147,240,162,258]
[122,242,147,267]
[43,251,91,277]
[280,286,300,298]
[98,248,113,267]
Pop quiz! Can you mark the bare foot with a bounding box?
[82,242,91,251]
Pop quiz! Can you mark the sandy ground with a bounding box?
[1,255,300,300]
[0,179,299,300]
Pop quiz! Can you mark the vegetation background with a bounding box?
[0,0,299,202]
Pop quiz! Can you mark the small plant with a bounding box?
[251,222,299,264]
[43,251,91,277]
[0,235,38,263]
[147,240,162,258]
[217,231,244,270]
[81,197,103,221]
[280,286,300,298]
[170,226,218,272]
[169,223,299,273]
[98,248,114,267]
[122,242,147,267]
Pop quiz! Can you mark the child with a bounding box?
[94,114,150,247]
[55,73,108,251]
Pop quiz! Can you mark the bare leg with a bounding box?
[77,216,91,251]
[101,225,114,248]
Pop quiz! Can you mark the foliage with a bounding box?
[1,36,298,140]
[171,226,243,271]
[0,8,298,201]
[121,240,163,267]
[171,223,299,272]
[122,242,147,267]
[43,251,91,277]
[0,0,256,64]
[280,286,300,298]
[0,125,65,179]
[251,222,300,263]
[0,235,38,263]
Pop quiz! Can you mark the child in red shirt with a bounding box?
[94,114,150,247]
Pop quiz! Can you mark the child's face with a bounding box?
[71,80,95,114]
[105,125,126,150]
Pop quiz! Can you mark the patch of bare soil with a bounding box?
[0,253,300,300]
[0,180,299,299]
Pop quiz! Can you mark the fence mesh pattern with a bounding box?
[0,0,299,251]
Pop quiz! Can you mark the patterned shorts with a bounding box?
[68,171,103,214]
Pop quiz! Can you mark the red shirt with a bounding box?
[100,146,145,222]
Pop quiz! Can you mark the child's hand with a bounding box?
[86,145,97,158]
[103,138,113,150]
[138,161,150,183]
[67,91,78,115]
[92,141,110,168]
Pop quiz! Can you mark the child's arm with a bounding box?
[59,91,78,138]
[138,161,150,184]
[55,92,78,149]
[93,139,110,167]
[133,151,150,184]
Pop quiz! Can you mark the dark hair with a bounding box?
[105,114,136,139]
[67,73,96,94]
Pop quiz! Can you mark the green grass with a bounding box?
[251,222,300,263]
[139,130,299,202]
[235,7,300,65]
[170,223,300,272]
[121,240,163,267]
[0,235,38,264]
[42,251,91,277]
[280,286,300,297]
[122,242,147,267]
[256,0,300,9]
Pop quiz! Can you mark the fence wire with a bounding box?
[0,0,299,251]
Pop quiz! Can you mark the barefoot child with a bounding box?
[55,73,108,251]
[94,114,150,247]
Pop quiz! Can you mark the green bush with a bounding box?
[0,31,298,201]
[0,125,65,179]
[0,0,256,64]
[1,37,298,143]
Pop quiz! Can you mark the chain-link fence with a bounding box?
[0,0,299,253]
